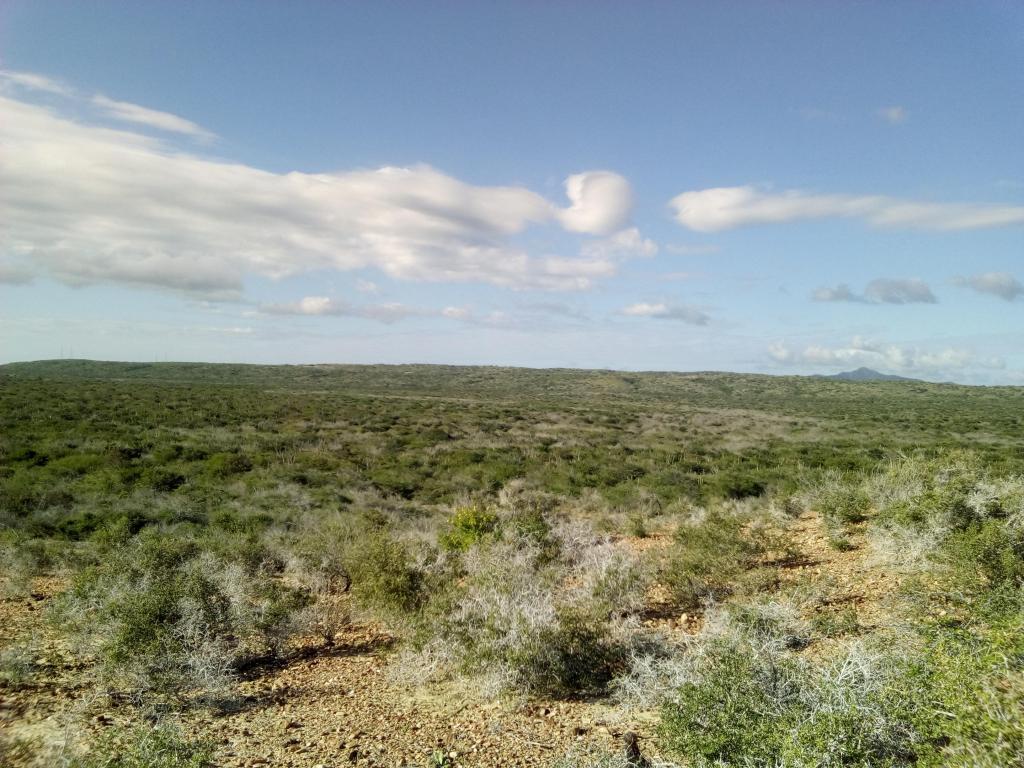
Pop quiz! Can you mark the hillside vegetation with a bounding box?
[1,361,1022,767]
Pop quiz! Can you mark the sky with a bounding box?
[1,1,1022,383]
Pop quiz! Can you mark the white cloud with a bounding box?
[877,105,909,124]
[670,185,1024,232]
[0,69,70,95]
[768,336,1004,376]
[355,279,380,294]
[558,171,633,235]
[621,302,710,325]
[92,94,217,142]
[953,272,1023,301]
[0,86,638,296]
[261,296,495,325]
[261,296,425,324]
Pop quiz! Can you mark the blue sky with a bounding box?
[1,1,1022,382]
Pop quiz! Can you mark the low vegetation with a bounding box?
[1,361,1022,766]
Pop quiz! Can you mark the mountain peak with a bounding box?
[827,367,917,382]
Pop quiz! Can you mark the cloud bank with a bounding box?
[670,186,1024,232]
[0,83,639,297]
[768,336,1004,376]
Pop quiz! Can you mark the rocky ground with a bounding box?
[0,512,886,768]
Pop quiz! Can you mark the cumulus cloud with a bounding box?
[669,185,1024,232]
[92,94,216,142]
[621,302,710,325]
[0,87,639,296]
[812,278,936,304]
[768,336,1004,375]
[953,272,1023,301]
[877,105,908,124]
[558,171,633,235]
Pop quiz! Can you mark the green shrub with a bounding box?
[627,512,648,538]
[870,453,985,530]
[662,509,763,608]
[942,519,1024,592]
[661,641,924,767]
[438,503,498,552]
[717,473,767,500]
[401,522,646,698]
[906,621,1024,767]
[56,528,308,696]
[144,467,187,493]
[661,643,801,763]
[347,532,425,617]
[819,482,871,525]
[70,721,212,768]
[49,453,106,477]
[204,452,252,478]
[523,607,626,696]
[504,507,559,563]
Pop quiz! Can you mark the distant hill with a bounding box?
[825,367,918,382]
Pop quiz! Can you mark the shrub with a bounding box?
[204,452,252,478]
[662,508,763,609]
[530,607,626,696]
[627,512,648,538]
[144,467,187,493]
[55,528,309,696]
[0,643,37,689]
[661,642,802,763]
[867,453,985,530]
[69,721,212,768]
[717,473,767,500]
[661,639,924,767]
[818,481,872,525]
[401,522,646,698]
[438,503,498,552]
[906,621,1024,767]
[347,531,426,618]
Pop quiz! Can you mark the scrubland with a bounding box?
[1,361,1022,767]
